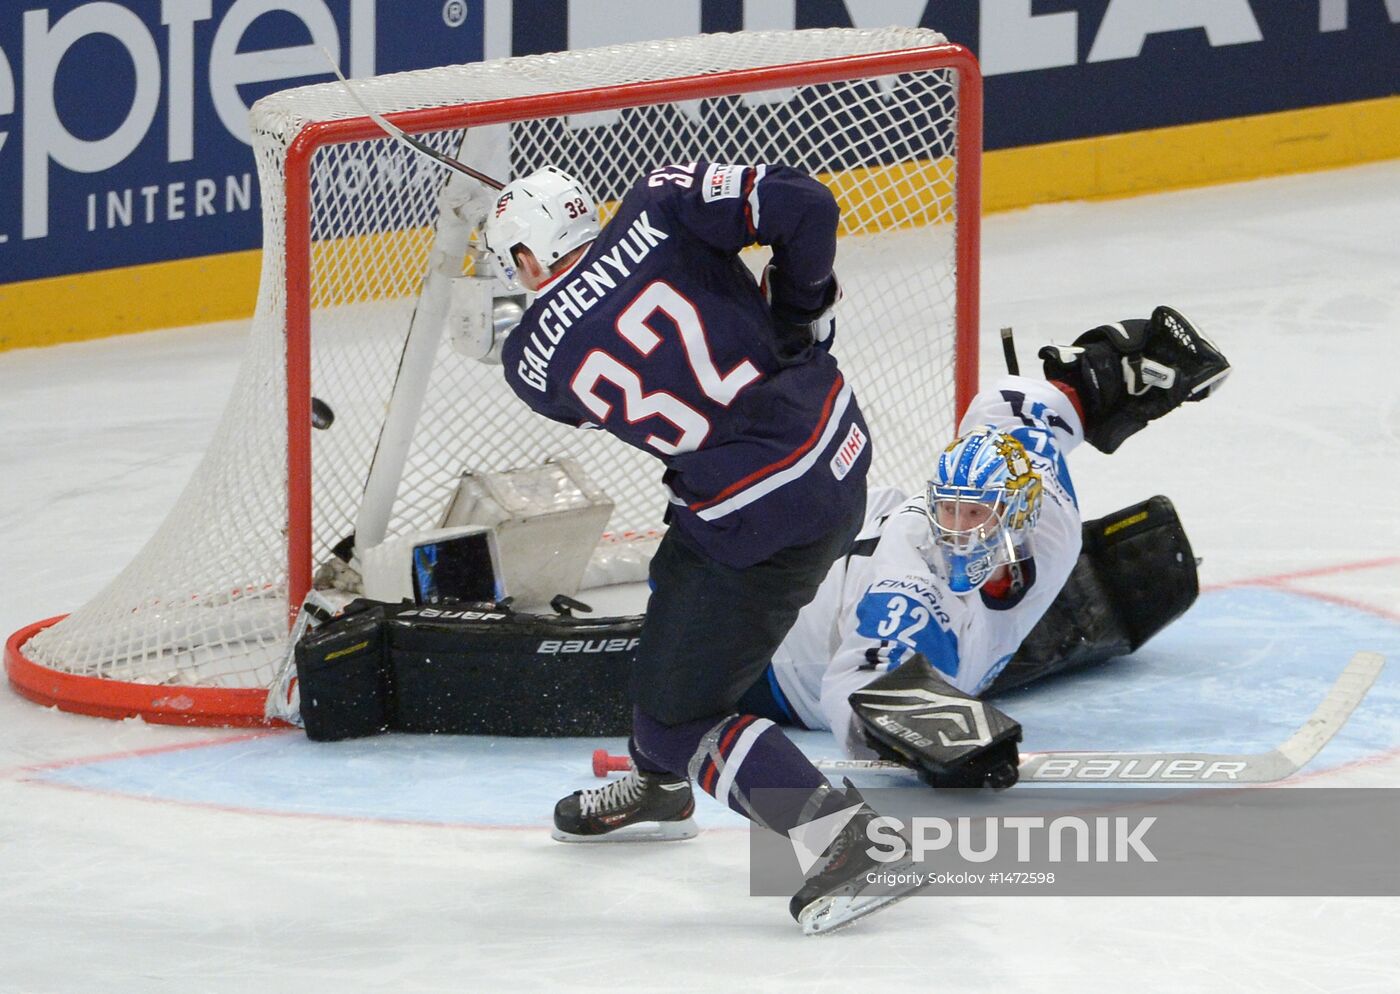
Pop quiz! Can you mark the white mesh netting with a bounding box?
[16,27,976,716]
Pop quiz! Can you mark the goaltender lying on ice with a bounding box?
[288,480,1197,786]
[282,298,1384,787]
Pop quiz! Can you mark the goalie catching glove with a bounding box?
[1040,305,1230,454]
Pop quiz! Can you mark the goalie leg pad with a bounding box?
[1083,493,1198,650]
[989,547,1130,695]
[295,604,392,741]
[988,494,1198,695]
[294,600,640,741]
[849,654,1023,788]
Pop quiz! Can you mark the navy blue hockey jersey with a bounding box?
[500,162,871,568]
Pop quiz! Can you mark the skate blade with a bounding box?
[798,883,925,936]
[550,818,698,844]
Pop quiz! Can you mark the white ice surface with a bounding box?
[3,162,1400,993]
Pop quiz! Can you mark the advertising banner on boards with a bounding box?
[0,2,1395,298]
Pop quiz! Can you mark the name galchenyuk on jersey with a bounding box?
[515,212,670,392]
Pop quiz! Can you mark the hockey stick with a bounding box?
[323,50,503,190]
[319,51,506,556]
[1000,326,1019,375]
[592,651,1384,785]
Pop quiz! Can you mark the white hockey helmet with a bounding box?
[482,166,600,286]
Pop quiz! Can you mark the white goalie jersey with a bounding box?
[768,376,1086,754]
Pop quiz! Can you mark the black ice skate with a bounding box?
[789,781,926,935]
[552,768,698,843]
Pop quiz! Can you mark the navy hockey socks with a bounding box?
[632,707,831,834]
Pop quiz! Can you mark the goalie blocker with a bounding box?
[847,495,1197,788]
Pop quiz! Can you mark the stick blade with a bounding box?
[1274,650,1385,770]
[818,651,1387,785]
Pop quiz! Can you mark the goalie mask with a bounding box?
[482,166,600,287]
[926,427,1043,594]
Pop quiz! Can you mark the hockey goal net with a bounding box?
[7,27,981,725]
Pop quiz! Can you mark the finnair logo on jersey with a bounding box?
[830,422,867,480]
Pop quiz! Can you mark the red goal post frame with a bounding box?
[6,616,275,724]
[286,43,982,626]
[5,44,981,727]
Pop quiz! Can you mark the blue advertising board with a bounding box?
[0,1,1395,340]
[0,0,485,285]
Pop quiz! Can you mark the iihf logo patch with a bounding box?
[830,423,867,480]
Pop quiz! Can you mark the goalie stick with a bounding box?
[321,51,507,558]
[592,651,1384,784]
[1000,326,1020,375]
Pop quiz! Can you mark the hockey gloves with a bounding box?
[1040,305,1231,454]
[848,654,1023,789]
[762,264,841,362]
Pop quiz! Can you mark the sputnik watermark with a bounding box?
[850,815,1157,863]
[865,870,1055,888]
[788,805,1159,874]
[754,788,1400,897]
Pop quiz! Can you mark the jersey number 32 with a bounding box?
[569,280,760,455]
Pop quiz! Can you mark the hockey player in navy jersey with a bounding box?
[483,162,897,931]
